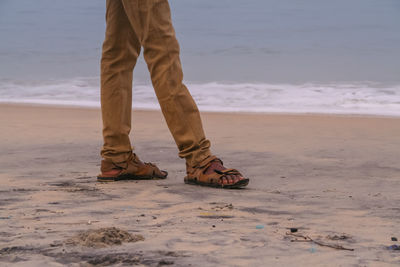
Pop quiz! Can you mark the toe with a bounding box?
[234,175,245,184]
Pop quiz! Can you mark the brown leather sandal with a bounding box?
[97,153,168,182]
[185,156,249,189]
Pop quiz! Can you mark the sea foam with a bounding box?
[0,78,399,117]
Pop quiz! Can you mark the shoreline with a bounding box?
[1,102,399,120]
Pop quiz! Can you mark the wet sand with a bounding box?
[0,103,400,266]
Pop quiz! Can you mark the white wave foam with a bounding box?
[0,78,399,116]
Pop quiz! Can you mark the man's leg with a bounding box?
[100,0,141,163]
[120,0,246,187]
[121,0,212,167]
[99,0,168,181]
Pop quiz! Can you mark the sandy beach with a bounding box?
[0,103,400,266]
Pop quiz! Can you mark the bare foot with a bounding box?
[204,160,246,185]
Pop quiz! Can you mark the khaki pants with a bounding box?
[100,0,211,167]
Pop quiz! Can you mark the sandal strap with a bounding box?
[186,155,222,176]
[144,162,163,176]
[186,155,245,185]
[101,153,165,177]
[197,155,221,169]
[215,168,241,176]
[189,168,242,186]
[198,169,242,184]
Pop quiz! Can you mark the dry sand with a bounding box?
[0,103,400,266]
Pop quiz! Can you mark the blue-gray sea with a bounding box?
[1,0,400,115]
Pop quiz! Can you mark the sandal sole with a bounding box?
[184,178,249,189]
[97,171,168,182]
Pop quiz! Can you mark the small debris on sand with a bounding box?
[210,203,234,211]
[287,232,355,251]
[326,234,351,241]
[198,212,234,219]
[66,227,144,248]
[387,245,400,251]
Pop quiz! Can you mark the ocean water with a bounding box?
[1,0,400,116]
